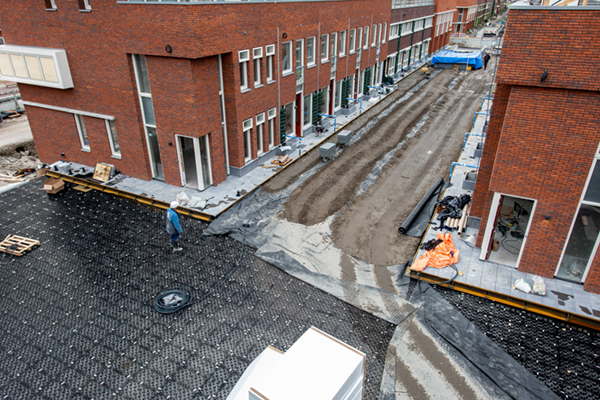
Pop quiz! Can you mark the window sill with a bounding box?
[111,154,122,160]
[307,63,316,69]
[349,50,356,55]
[254,83,264,89]
[363,47,369,51]
[241,88,252,94]
[81,148,91,152]
[339,54,346,58]
[79,9,92,12]
[45,8,57,11]
[282,70,294,77]
[321,59,330,64]
[267,79,276,85]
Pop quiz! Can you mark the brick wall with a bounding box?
[0,0,392,187]
[471,8,600,293]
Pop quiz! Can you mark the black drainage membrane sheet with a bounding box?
[426,284,600,400]
[0,181,395,400]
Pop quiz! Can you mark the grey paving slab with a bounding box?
[0,181,395,400]
[465,258,484,287]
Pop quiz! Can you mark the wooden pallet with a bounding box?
[272,155,292,166]
[0,235,40,256]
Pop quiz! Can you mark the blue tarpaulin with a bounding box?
[431,50,483,69]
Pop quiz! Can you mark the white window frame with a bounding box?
[256,113,265,155]
[339,31,347,58]
[239,49,250,92]
[267,108,276,148]
[296,39,304,68]
[389,23,400,40]
[321,34,329,62]
[253,47,263,87]
[425,17,433,28]
[307,37,316,67]
[556,148,600,283]
[387,54,396,75]
[82,0,91,10]
[105,119,120,158]
[46,0,57,10]
[281,41,293,75]
[357,27,363,50]
[401,22,412,36]
[266,44,275,83]
[382,23,387,43]
[74,114,90,151]
[303,93,312,128]
[243,118,253,162]
[349,29,356,54]
[378,23,383,44]
[363,26,369,50]
[330,32,338,60]
[372,24,377,47]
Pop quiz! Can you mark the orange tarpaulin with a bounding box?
[411,232,459,272]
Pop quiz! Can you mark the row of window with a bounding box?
[457,7,477,24]
[45,0,91,11]
[435,11,454,37]
[74,113,121,157]
[239,23,388,92]
[242,108,277,161]
[392,0,435,8]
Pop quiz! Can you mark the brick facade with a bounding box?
[0,0,392,188]
[471,8,600,293]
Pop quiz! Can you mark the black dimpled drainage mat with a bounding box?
[0,181,394,400]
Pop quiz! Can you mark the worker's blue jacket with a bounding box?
[166,208,182,235]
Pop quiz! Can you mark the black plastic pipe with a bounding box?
[398,177,444,235]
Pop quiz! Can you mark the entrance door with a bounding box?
[481,193,536,268]
[177,135,212,190]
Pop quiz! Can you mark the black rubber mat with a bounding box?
[427,283,600,400]
[0,181,395,400]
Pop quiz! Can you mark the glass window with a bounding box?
[339,31,346,57]
[295,39,303,68]
[24,56,43,80]
[39,57,58,82]
[357,28,363,49]
[0,53,13,76]
[282,41,292,73]
[584,162,600,204]
[330,33,337,60]
[382,23,387,43]
[321,34,329,61]
[307,37,315,66]
[556,205,600,282]
[303,94,311,126]
[106,120,120,156]
[372,24,377,46]
[349,29,356,53]
[256,123,263,154]
[74,114,89,150]
[363,26,369,49]
[141,97,155,126]
[134,54,150,94]
[10,54,27,78]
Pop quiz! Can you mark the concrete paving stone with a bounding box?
[464,258,484,287]
[479,263,498,290]
[494,265,513,295]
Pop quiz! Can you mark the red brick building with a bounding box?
[386,0,435,74]
[0,0,396,190]
[430,0,457,53]
[471,6,600,293]
[454,0,478,35]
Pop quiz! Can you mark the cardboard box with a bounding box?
[44,178,64,194]
[500,205,514,219]
[37,168,49,177]
[492,239,499,252]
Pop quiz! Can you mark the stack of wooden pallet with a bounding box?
[444,203,471,234]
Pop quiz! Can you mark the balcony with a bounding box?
[0,45,73,89]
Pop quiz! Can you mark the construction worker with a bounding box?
[166,201,183,251]
[483,52,491,70]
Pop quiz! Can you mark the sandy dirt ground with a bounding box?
[264,61,495,285]
[0,115,40,188]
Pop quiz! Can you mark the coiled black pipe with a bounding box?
[398,177,444,234]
